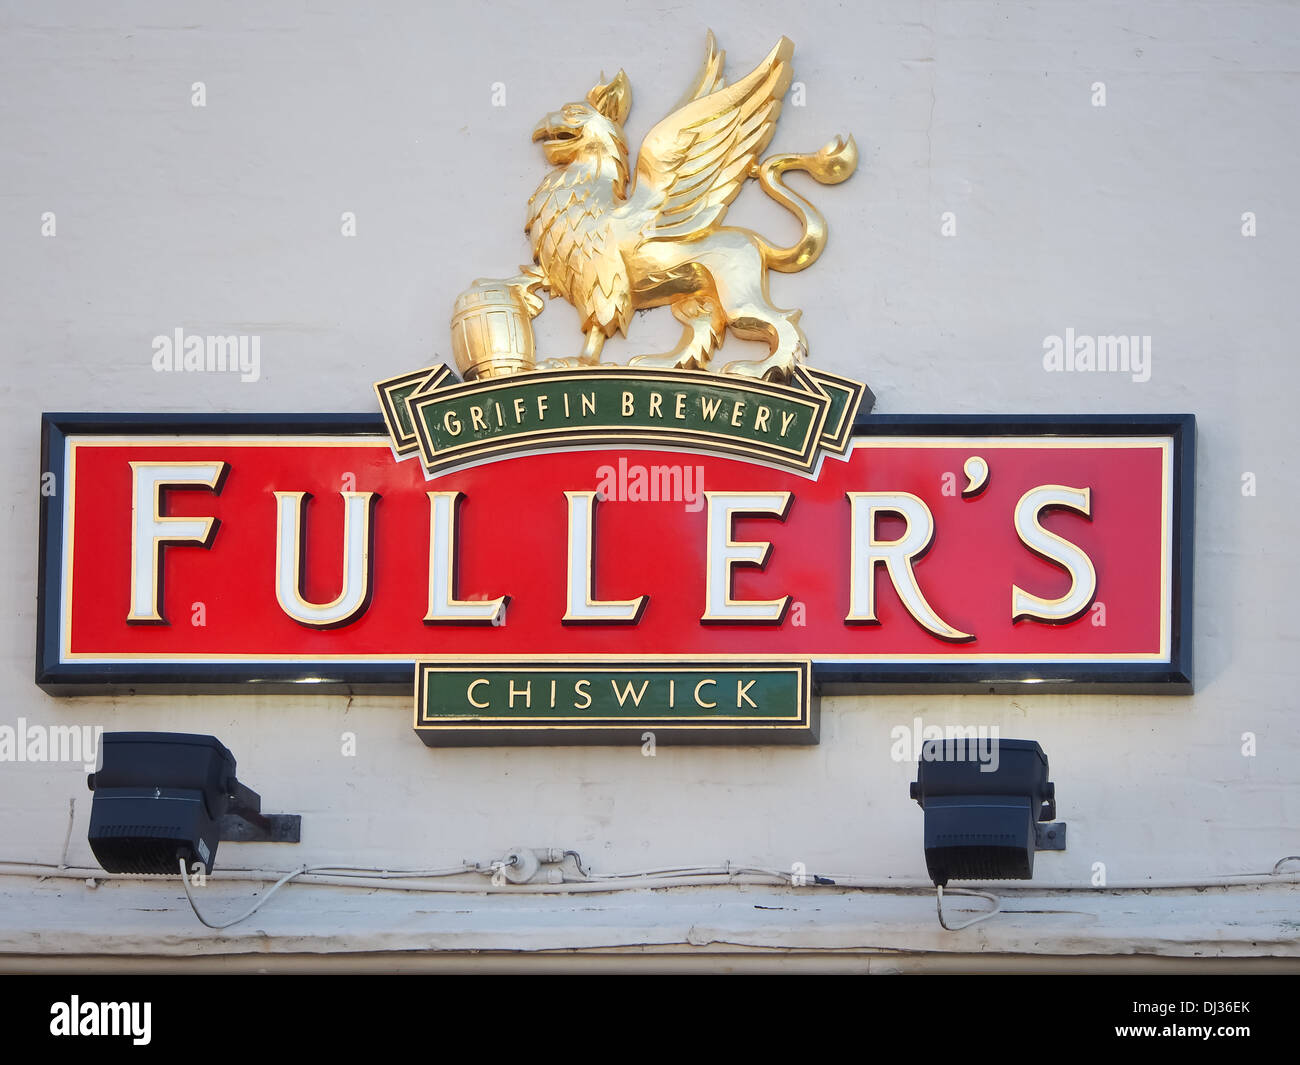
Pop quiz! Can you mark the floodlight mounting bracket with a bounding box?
[219,780,302,843]
[1034,822,1067,851]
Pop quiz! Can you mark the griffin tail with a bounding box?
[753,134,858,274]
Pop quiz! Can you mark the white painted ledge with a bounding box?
[2,874,1296,969]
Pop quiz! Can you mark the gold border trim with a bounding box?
[59,434,1174,666]
[405,366,833,474]
[413,655,812,732]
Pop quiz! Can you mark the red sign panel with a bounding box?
[37,413,1194,695]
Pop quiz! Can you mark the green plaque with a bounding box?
[414,656,816,746]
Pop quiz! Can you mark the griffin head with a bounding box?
[531,69,631,168]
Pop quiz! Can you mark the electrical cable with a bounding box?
[936,884,1000,931]
[1,855,1296,904]
[179,858,308,930]
[4,840,1294,930]
[575,863,796,881]
[290,864,481,879]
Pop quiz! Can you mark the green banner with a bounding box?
[375,365,868,475]
[414,657,816,746]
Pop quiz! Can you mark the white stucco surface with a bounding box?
[1,1,1297,967]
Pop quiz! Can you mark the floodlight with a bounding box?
[909,737,1064,886]
[87,732,300,875]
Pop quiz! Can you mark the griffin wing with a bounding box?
[626,35,793,239]
[671,28,726,109]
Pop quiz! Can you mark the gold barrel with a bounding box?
[451,278,539,381]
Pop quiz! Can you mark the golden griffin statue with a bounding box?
[451,31,857,385]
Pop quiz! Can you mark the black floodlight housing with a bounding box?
[87,732,300,875]
[909,738,1063,886]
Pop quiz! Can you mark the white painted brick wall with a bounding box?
[1,1,1297,960]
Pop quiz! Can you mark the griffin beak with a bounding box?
[533,113,581,147]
